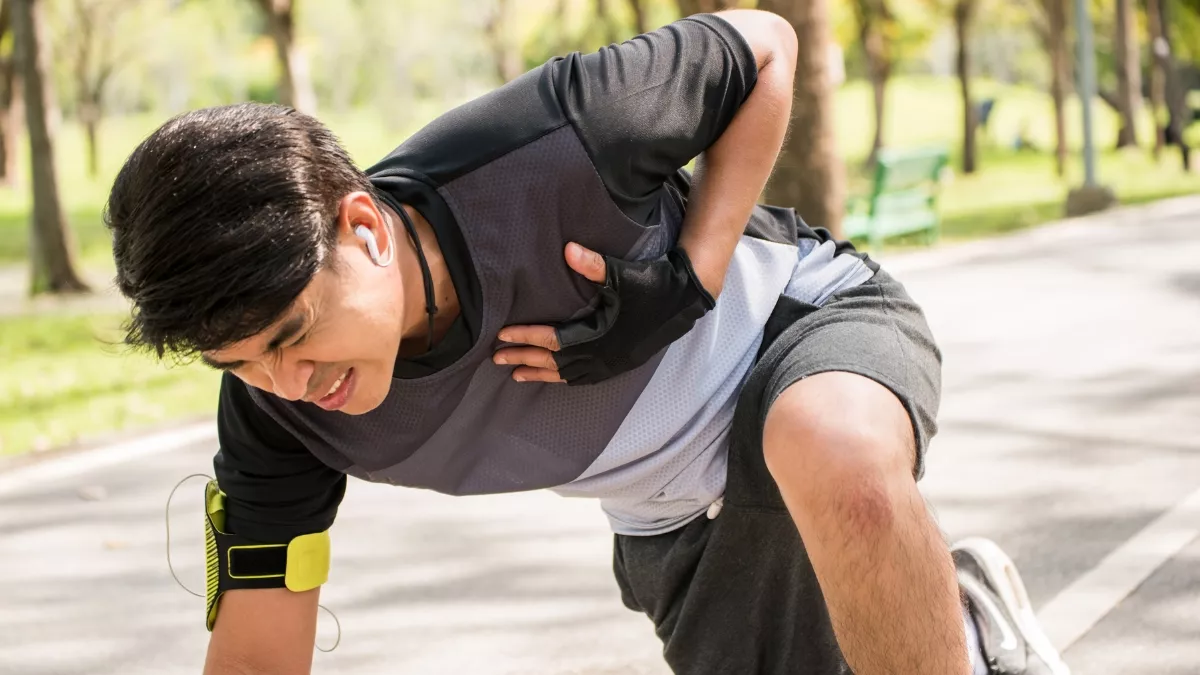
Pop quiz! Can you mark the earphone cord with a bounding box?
[165,473,341,653]
[394,205,438,351]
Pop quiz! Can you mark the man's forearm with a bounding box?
[677,10,797,297]
[204,588,320,675]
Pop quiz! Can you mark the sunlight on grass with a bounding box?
[0,313,220,457]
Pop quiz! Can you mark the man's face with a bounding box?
[202,197,406,414]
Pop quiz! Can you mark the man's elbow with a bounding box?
[761,11,798,74]
[721,9,798,75]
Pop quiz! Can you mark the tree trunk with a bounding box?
[551,0,571,56]
[0,78,11,185]
[1045,0,1069,177]
[3,68,22,185]
[0,0,14,186]
[83,109,99,178]
[1156,0,1189,169]
[484,0,522,83]
[758,0,845,238]
[857,2,891,166]
[1113,0,1140,148]
[868,70,886,163]
[596,0,621,45]
[0,59,18,186]
[259,0,316,114]
[955,0,978,174]
[676,0,736,17]
[1146,0,1166,158]
[628,0,648,34]
[13,0,88,295]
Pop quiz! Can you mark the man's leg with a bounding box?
[613,474,854,675]
[764,371,969,675]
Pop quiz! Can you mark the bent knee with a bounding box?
[763,371,918,530]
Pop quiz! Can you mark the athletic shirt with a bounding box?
[214,14,875,544]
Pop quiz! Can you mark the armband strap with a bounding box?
[203,480,330,630]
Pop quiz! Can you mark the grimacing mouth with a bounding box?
[306,367,350,403]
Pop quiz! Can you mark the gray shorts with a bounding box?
[758,265,943,480]
[613,265,943,674]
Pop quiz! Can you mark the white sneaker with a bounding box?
[953,538,1071,675]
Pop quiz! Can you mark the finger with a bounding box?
[511,366,565,384]
[493,346,558,371]
[497,325,560,351]
[564,242,607,284]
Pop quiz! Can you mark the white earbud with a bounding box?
[354,225,393,267]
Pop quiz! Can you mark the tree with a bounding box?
[676,0,738,16]
[253,0,316,113]
[60,0,135,179]
[1147,0,1190,169]
[1033,0,1071,177]
[1146,0,1166,157]
[596,0,623,44]
[0,1,21,186]
[852,0,895,165]
[954,0,979,173]
[628,0,649,33]
[758,0,846,237]
[1112,0,1140,147]
[483,0,523,83]
[12,0,88,294]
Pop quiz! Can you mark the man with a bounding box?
[107,9,1068,675]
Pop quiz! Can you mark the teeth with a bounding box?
[326,372,346,397]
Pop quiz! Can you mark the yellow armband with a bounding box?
[203,480,330,630]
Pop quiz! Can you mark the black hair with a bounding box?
[105,103,372,358]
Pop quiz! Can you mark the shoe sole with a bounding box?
[953,537,1072,675]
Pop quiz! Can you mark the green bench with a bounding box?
[843,147,949,249]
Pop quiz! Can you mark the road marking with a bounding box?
[1037,484,1200,651]
[0,422,216,496]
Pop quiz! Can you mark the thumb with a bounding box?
[564,242,607,284]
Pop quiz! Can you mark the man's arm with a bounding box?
[550,9,797,296]
[204,374,347,673]
[204,589,320,675]
[493,12,798,382]
[674,10,797,297]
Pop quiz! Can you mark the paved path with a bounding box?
[1,198,1197,674]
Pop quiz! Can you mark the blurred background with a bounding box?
[0,0,1197,458]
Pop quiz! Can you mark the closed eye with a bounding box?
[290,329,312,347]
[265,332,309,366]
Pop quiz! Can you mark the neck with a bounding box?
[385,204,460,356]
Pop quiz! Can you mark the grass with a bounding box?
[1,75,1198,457]
[937,146,1200,241]
[0,312,220,457]
[834,77,1200,247]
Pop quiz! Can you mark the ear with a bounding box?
[337,192,392,260]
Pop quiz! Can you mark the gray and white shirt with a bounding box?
[214,14,874,543]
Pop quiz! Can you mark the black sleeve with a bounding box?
[214,373,347,543]
[549,14,759,222]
